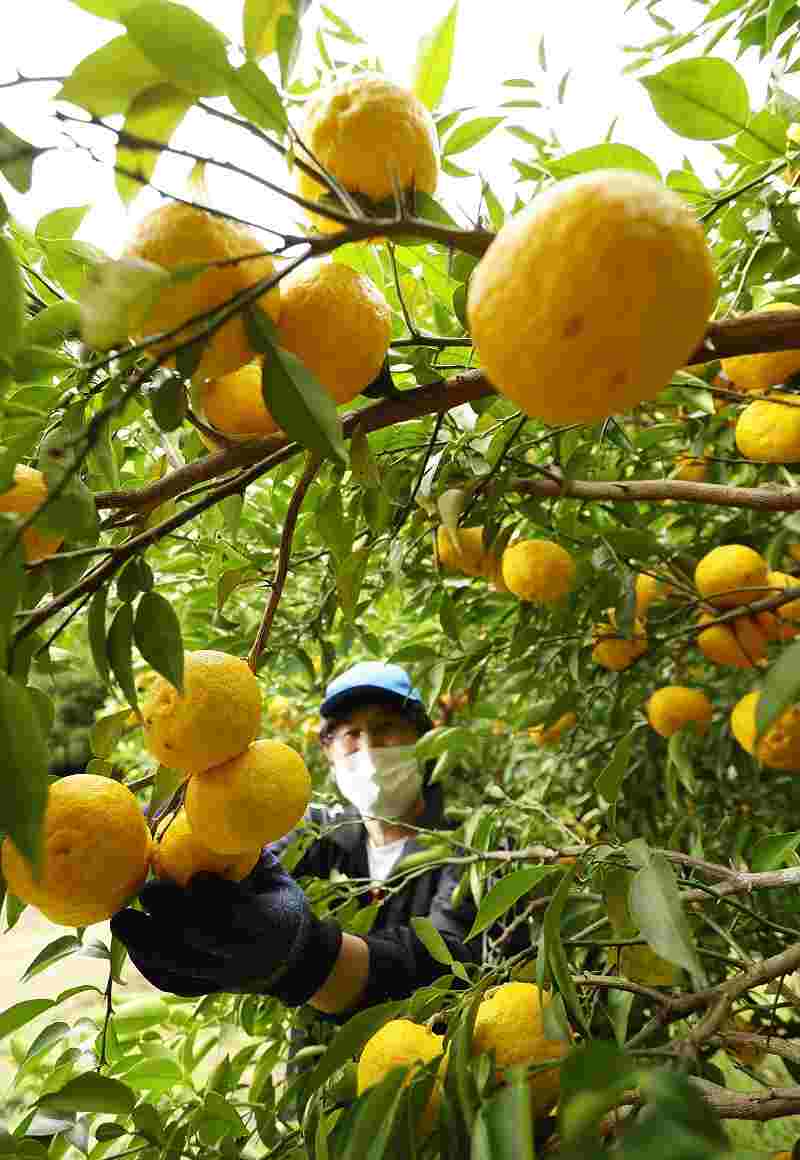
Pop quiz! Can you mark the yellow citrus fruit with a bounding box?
[756,609,798,643]
[472,982,570,1117]
[766,570,800,622]
[696,612,768,669]
[151,809,259,888]
[607,944,679,986]
[695,544,769,608]
[1,774,151,927]
[646,686,712,738]
[123,202,281,382]
[730,691,800,770]
[296,73,439,234]
[529,711,577,748]
[250,0,295,57]
[185,739,311,854]
[735,391,800,462]
[592,609,648,671]
[142,650,262,776]
[198,363,279,439]
[357,1019,445,1136]
[501,540,576,603]
[467,170,715,426]
[0,464,64,564]
[673,453,708,482]
[634,572,667,617]
[436,526,503,584]
[721,303,800,394]
[275,259,391,404]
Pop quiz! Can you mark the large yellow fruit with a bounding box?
[185,739,311,854]
[437,526,504,584]
[151,809,259,888]
[529,711,577,748]
[123,202,281,382]
[646,686,712,738]
[696,612,768,669]
[472,982,570,1117]
[731,691,800,770]
[199,363,279,439]
[296,73,439,233]
[634,572,667,617]
[466,170,715,425]
[735,391,800,462]
[501,540,576,603]
[275,260,391,403]
[592,610,648,671]
[142,650,262,776]
[358,1019,444,1135]
[0,464,64,564]
[695,544,769,608]
[721,303,800,394]
[1,774,151,927]
[766,571,800,622]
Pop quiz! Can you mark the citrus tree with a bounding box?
[8,1,800,1157]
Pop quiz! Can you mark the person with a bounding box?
[111,661,479,1019]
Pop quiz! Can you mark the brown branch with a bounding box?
[512,474,800,511]
[247,453,321,672]
[683,1078,800,1122]
[713,1030,800,1066]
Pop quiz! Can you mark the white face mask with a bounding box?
[333,744,423,820]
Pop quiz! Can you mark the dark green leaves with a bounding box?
[0,237,25,364]
[0,999,54,1041]
[594,729,634,831]
[627,839,706,989]
[756,637,800,741]
[88,587,110,684]
[751,829,800,871]
[134,591,184,693]
[0,122,41,193]
[306,1002,404,1097]
[641,58,750,140]
[467,866,556,940]
[412,2,458,111]
[0,675,49,868]
[542,863,587,1033]
[107,602,138,712]
[40,1074,136,1115]
[149,374,187,432]
[125,2,232,97]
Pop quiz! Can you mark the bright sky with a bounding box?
[0,0,780,255]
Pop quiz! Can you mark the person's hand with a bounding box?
[110,852,342,1005]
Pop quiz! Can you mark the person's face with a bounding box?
[325,703,419,761]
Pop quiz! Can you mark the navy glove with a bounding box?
[110,852,342,1006]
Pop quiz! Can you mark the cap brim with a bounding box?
[320,685,432,730]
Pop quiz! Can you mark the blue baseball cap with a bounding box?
[320,661,431,726]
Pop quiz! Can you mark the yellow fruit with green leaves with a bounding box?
[696,612,768,669]
[731,691,800,770]
[646,686,712,738]
[721,303,800,394]
[735,391,800,462]
[501,539,576,603]
[695,544,769,608]
[357,1019,445,1136]
[592,609,648,671]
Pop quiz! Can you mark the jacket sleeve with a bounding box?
[352,861,480,1013]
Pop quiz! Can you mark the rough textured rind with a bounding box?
[646,686,713,737]
[731,691,800,770]
[736,392,800,463]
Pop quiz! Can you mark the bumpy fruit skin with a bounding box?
[275,260,392,403]
[529,711,577,747]
[472,982,570,1117]
[199,363,279,439]
[731,691,800,770]
[592,610,648,671]
[735,391,800,463]
[646,686,712,738]
[721,303,800,394]
[152,809,259,887]
[142,650,262,776]
[123,202,281,382]
[695,544,769,608]
[501,540,576,603]
[185,739,311,854]
[357,1019,445,1136]
[696,613,768,668]
[467,170,716,425]
[296,74,439,233]
[0,464,64,563]
[1,774,151,927]
[437,526,504,585]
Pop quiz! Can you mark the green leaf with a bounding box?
[256,334,347,465]
[766,0,799,48]
[412,2,458,111]
[107,602,138,711]
[627,838,706,988]
[306,1001,405,1097]
[549,143,661,181]
[315,486,353,562]
[0,524,24,669]
[410,916,454,966]
[27,688,54,738]
[116,84,195,205]
[641,58,750,140]
[0,237,25,363]
[594,730,634,831]
[756,637,800,741]
[227,62,288,134]
[134,591,184,694]
[149,374,187,432]
[736,109,786,162]
[0,999,53,1041]
[125,1,232,97]
[560,1041,637,1144]
[542,863,587,1033]
[90,708,133,758]
[88,587,111,684]
[244,0,295,59]
[0,676,49,870]
[40,1073,136,1115]
[21,935,82,983]
[443,116,504,157]
[0,123,41,193]
[467,866,556,940]
[58,34,164,116]
[751,830,800,871]
[472,1075,535,1160]
[68,0,136,15]
[276,12,302,87]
